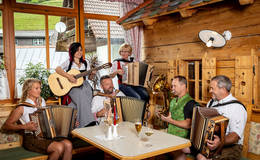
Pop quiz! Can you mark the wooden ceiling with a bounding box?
[117,0,255,30]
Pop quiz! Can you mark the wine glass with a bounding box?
[134,119,142,137]
[144,125,154,147]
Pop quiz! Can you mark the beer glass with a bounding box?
[135,119,142,137]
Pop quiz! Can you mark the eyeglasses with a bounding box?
[120,50,130,53]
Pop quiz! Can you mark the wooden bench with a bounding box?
[0,104,96,160]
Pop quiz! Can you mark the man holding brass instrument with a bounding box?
[196,75,247,160]
[157,76,198,160]
[91,75,125,124]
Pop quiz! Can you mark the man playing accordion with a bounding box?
[196,75,247,160]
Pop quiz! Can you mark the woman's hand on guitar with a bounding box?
[67,74,77,83]
[206,135,221,150]
[25,121,37,131]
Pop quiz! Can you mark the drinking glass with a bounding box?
[144,125,154,147]
[134,119,142,137]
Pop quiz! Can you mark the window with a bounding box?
[16,0,72,8]
[187,60,202,101]
[14,12,46,97]
[84,19,124,89]
[48,15,75,73]
[33,38,44,45]
[0,0,123,101]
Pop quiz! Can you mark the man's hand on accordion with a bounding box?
[25,121,38,131]
[206,135,221,151]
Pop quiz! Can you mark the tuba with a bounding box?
[152,74,171,116]
[145,74,171,129]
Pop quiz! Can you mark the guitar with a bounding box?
[48,63,112,96]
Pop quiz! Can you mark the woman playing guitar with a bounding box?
[55,42,96,128]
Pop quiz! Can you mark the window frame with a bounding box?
[0,0,120,103]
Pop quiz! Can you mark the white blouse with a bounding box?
[20,98,46,124]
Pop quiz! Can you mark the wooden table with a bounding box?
[71,122,191,160]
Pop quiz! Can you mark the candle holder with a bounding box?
[112,124,118,138]
[106,125,113,140]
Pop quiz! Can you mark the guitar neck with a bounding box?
[74,66,103,79]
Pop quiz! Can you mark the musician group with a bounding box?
[2,42,247,160]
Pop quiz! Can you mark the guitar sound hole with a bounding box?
[56,77,64,89]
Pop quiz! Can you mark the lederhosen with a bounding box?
[18,103,63,154]
[207,99,246,160]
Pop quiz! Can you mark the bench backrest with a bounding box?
[0,105,22,150]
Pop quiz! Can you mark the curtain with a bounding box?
[0,69,10,100]
[120,1,143,61]
[103,0,144,61]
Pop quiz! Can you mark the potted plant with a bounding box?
[18,62,54,100]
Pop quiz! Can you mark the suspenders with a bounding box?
[208,99,247,111]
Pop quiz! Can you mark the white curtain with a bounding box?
[0,69,10,99]
[120,1,143,61]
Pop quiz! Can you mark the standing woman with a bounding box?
[55,42,96,128]
[3,79,72,160]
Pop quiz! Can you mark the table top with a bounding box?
[71,122,191,160]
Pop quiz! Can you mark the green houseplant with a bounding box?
[19,62,54,100]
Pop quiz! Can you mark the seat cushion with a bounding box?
[0,147,46,160]
[248,122,260,155]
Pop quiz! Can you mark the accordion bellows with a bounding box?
[122,62,153,88]
[190,107,229,158]
[29,105,77,139]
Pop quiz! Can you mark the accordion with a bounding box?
[29,105,77,139]
[114,96,146,123]
[122,62,153,88]
[190,107,229,158]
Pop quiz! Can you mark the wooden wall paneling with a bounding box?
[177,59,187,77]
[143,35,260,62]
[216,59,235,95]
[202,55,216,101]
[143,1,260,47]
[167,60,177,84]
[235,56,253,104]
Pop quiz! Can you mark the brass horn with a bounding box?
[152,74,171,118]
[152,74,170,93]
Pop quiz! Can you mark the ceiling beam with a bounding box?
[239,0,254,5]
[179,9,198,18]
